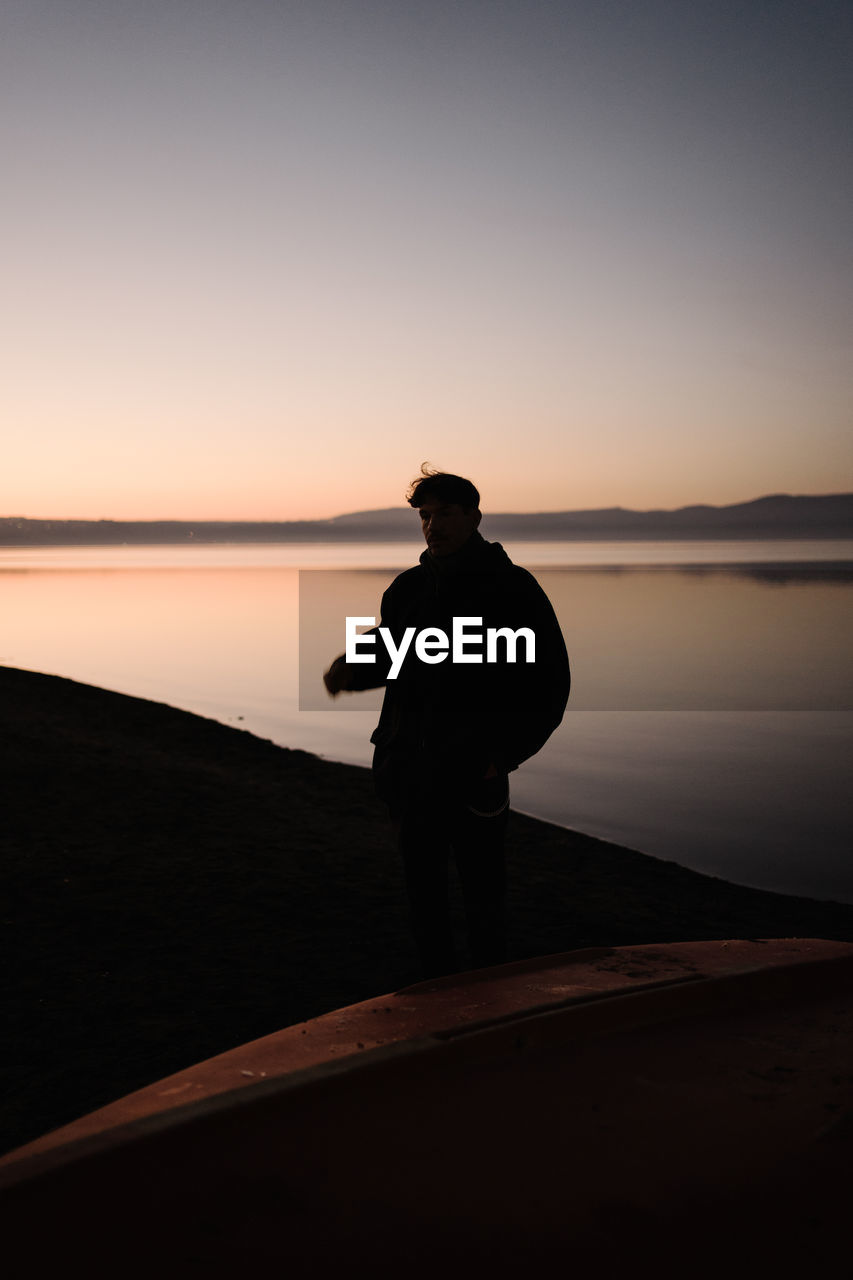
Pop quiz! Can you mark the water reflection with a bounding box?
[1,549,851,901]
[298,565,853,709]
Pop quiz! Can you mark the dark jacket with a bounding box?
[331,531,570,807]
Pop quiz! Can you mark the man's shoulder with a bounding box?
[382,562,429,602]
[502,561,547,597]
[503,561,535,584]
[498,563,563,627]
[388,562,427,589]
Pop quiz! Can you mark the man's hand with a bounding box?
[323,657,348,698]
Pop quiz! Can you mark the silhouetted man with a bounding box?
[324,468,570,977]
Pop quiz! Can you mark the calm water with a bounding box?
[2,540,851,903]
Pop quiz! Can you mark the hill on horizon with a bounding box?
[1,493,852,545]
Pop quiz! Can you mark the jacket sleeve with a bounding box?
[326,586,394,692]
[492,572,570,772]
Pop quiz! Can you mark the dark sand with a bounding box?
[4,664,853,1156]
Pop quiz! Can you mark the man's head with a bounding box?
[407,466,481,557]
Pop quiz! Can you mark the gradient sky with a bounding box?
[4,0,852,519]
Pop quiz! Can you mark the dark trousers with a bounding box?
[394,775,510,978]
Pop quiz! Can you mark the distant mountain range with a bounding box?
[2,494,852,545]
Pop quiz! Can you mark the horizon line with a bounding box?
[3,491,852,524]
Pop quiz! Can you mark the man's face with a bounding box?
[418,499,480,556]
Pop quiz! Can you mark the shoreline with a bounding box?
[4,664,853,1155]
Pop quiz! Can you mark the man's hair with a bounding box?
[406,464,480,511]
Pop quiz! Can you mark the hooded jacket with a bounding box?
[331,530,570,806]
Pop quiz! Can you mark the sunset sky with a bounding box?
[4,0,852,520]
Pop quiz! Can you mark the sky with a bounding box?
[3,0,852,520]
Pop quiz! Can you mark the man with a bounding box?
[324,468,570,977]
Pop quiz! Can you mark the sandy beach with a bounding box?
[4,663,853,1156]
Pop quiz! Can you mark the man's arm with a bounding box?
[323,590,394,697]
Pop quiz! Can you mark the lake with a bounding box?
[2,539,851,903]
